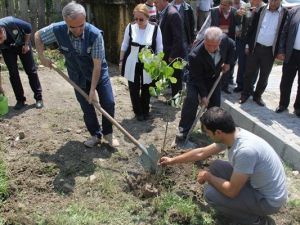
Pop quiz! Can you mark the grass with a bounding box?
[0,142,9,202]
[288,199,300,208]
[35,196,149,225]
[153,192,214,225]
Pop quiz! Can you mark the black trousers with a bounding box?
[1,46,42,102]
[128,63,150,117]
[178,82,221,134]
[241,44,274,98]
[171,68,183,97]
[279,49,300,110]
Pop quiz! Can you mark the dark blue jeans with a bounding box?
[74,74,115,138]
[1,46,42,102]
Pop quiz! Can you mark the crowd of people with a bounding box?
[0,0,297,224]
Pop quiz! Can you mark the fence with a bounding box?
[0,0,74,34]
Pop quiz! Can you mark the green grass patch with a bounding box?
[153,192,214,225]
[288,199,300,208]
[0,142,9,201]
[36,199,148,225]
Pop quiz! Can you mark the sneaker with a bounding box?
[36,100,44,109]
[103,134,120,147]
[84,135,101,148]
[14,101,26,110]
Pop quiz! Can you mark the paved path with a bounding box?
[222,64,300,168]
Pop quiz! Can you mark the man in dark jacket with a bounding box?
[171,0,195,58]
[239,0,288,106]
[0,16,43,110]
[196,0,240,94]
[177,27,235,139]
[155,0,185,97]
[276,6,300,117]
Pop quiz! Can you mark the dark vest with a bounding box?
[0,16,25,49]
[211,7,236,40]
[52,21,108,88]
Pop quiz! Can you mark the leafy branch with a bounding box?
[138,47,187,99]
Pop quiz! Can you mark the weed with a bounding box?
[152,192,214,225]
[93,170,119,197]
[288,199,300,208]
[0,153,9,201]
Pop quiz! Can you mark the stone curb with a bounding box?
[222,99,300,171]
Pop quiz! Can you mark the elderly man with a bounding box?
[276,6,300,117]
[35,2,119,148]
[0,16,43,110]
[196,0,241,94]
[155,0,185,97]
[239,0,288,106]
[162,107,287,225]
[177,27,235,140]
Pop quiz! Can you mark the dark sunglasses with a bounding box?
[134,17,144,22]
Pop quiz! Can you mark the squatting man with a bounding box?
[160,107,287,225]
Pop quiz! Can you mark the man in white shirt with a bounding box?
[239,0,288,106]
[276,6,300,117]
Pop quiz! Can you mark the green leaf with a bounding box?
[164,66,174,78]
[172,60,187,70]
[149,87,157,97]
[168,77,177,84]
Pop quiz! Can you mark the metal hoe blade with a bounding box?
[140,144,160,173]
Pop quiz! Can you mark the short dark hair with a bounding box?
[200,107,236,133]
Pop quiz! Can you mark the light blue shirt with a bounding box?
[256,5,282,47]
[197,0,212,11]
[228,128,288,208]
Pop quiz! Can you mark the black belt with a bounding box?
[256,43,272,48]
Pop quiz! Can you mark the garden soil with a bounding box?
[0,64,299,225]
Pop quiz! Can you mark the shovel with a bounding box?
[51,64,160,173]
[184,73,223,145]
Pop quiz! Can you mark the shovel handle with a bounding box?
[51,64,151,156]
[184,73,223,144]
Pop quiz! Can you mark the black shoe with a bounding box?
[233,86,243,93]
[36,100,44,109]
[175,131,187,141]
[136,114,144,121]
[143,113,150,120]
[222,88,232,94]
[14,101,26,110]
[253,97,265,107]
[294,109,300,118]
[239,95,249,104]
[275,106,287,113]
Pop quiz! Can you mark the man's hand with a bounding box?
[222,64,230,73]
[88,89,96,104]
[200,97,209,107]
[39,56,53,68]
[159,157,173,166]
[276,53,285,61]
[236,8,246,16]
[245,47,250,55]
[22,44,30,54]
[197,170,210,184]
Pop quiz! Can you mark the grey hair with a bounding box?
[204,27,223,42]
[62,1,86,20]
